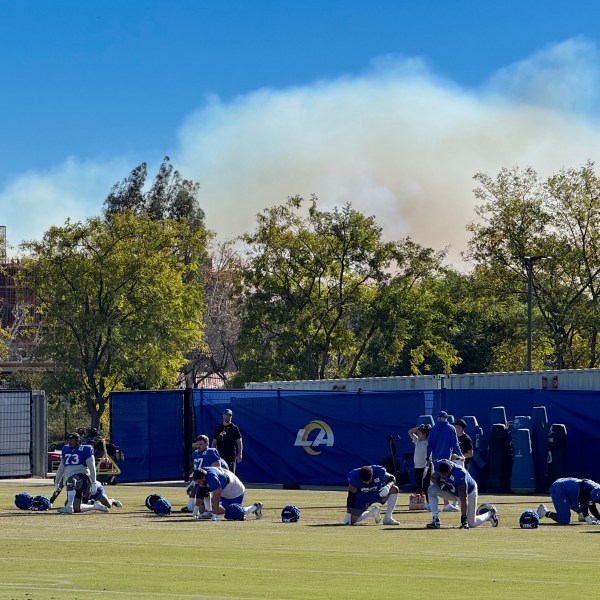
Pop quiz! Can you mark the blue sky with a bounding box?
[2,1,600,265]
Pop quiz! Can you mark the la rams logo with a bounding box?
[294,420,334,455]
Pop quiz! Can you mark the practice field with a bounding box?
[0,480,598,600]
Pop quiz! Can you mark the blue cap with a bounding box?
[437,411,449,418]
[223,409,233,416]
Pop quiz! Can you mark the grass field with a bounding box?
[1,479,599,600]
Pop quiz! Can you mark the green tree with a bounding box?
[230,196,447,385]
[19,212,206,428]
[467,163,600,369]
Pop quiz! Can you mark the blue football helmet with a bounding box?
[15,492,33,510]
[281,505,301,523]
[519,509,540,529]
[153,497,172,515]
[31,495,52,511]
[224,503,247,521]
[145,494,163,511]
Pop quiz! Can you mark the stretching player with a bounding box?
[538,477,600,525]
[191,467,262,520]
[54,432,108,514]
[182,435,223,513]
[426,459,498,529]
[343,465,400,525]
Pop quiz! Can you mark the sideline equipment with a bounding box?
[519,509,540,529]
[31,495,52,511]
[145,494,163,511]
[224,503,246,521]
[15,492,33,510]
[281,505,301,522]
[153,498,172,515]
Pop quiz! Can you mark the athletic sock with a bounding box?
[385,494,398,520]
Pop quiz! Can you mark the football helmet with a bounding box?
[281,505,301,523]
[153,497,172,515]
[31,495,52,511]
[14,492,33,510]
[145,494,163,511]
[519,509,540,529]
[224,503,247,521]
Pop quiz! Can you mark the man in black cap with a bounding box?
[212,409,243,472]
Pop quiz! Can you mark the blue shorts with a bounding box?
[220,493,244,508]
[351,490,382,513]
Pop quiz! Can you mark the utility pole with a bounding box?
[511,255,550,371]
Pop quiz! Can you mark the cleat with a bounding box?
[442,504,460,512]
[253,502,263,519]
[58,505,73,515]
[111,499,123,508]
[180,506,192,512]
[383,517,399,525]
[93,501,109,513]
[537,504,548,519]
[426,517,441,529]
[488,505,499,527]
[198,511,214,520]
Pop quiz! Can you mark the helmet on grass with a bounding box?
[281,505,301,523]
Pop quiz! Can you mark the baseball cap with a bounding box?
[437,411,449,418]
[454,419,467,428]
[67,432,80,441]
[223,409,233,416]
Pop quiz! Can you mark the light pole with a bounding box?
[511,255,550,371]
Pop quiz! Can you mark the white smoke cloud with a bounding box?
[0,157,131,255]
[175,39,600,266]
[3,38,600,267]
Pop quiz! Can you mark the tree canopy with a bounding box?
[229,195,449,385]
[467,162,600,369]
[19,212,207,427]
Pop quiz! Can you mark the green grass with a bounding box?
[1,481,599,599]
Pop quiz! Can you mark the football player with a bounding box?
[54,432,107,514]
[426,459,498,529]
[191,467,262,520]
[181,434,224,513]
[344,465,400,525]
[538,477,600,525]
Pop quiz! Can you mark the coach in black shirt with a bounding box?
[212,409,243,472]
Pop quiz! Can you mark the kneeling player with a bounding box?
[191,467,262,521]
[344,465,399,525]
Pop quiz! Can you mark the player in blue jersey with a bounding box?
[426,459,498,529]
[426,411,464,513]
[54,432,108,514]
[191,467,262,520]
[343,465,400,525]
[182,435,224,513]
[537,477,600,525]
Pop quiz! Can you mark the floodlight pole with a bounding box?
[511,255,550,371]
